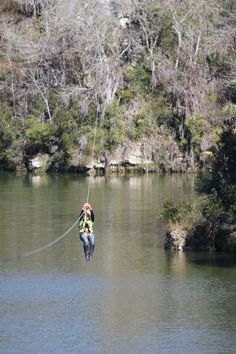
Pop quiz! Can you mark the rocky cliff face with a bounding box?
[26,132,210,175]
[164,217,236,252]
[215,216,236,252]
[105,135,195,173]
[164,229,188,251]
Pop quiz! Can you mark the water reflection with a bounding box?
[0,172,235,354]
[187,252,236,268]
[31,175,50,188]
[165,250,188,275]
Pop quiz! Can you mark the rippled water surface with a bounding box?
[0,172,235,354]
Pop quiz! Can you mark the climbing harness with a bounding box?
[0,112,99,265]
[79,211,94,236]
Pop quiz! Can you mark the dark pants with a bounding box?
[80,233,95,261]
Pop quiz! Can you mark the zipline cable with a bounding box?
[1,112,99,265]
[0,213,84,265]
[86,110,99,204]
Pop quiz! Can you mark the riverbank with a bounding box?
[1,134,214,175]
[164,215,236,253]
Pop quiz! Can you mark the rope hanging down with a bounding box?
[0,112,99,265]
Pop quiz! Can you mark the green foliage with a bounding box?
[103,100,125,151]
[1,0,236,173]
[161,197,204,230]
[207,51,221,68]
[49,150,66,167]
[4,137,25,168]
[186,115,208,148]
[198,124,236,214]
[75,125,103,165]
[227,83,236,103]
[135,63,152,92]
[60,132,76,156]
[199,192,223,220]
[116,88,134,103]
[222,102,236,115]
[207,51,229,78]
[0,103,13,124]
[55,107,78,132]
[31,98,46,118]
[0,103,13,122]
[161,200,180,224]
[160,200,181,223]
[123,62,152,95]
[0,104,17,152]
[148,6,162,16]
[148,95,172,127]
[0,103,25,167]
[159,14,176,51]
[30,93,98,160]
[221,0,236,13]
[25,122,56,148]
[134,113,147,140]
[205,90,218,105]
[160,199,193,224]
[49,93,79,130]
[123,64,136,82]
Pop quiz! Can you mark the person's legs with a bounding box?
[80,233,89,261]
[88,233,95,260]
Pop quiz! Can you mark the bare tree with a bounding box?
[131,0,167,89]
[2,0,125,126]
[51,0,124,119]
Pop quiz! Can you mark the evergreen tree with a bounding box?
[199,122,236,214]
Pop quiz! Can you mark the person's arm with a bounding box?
[91,210,95,222]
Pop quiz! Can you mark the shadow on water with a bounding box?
[185,252,236,268]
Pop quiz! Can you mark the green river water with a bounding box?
[0,172,235,354]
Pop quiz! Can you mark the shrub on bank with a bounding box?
[162,123,236,252]
[25,122,56,150]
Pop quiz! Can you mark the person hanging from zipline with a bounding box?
[79,202,95,262]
